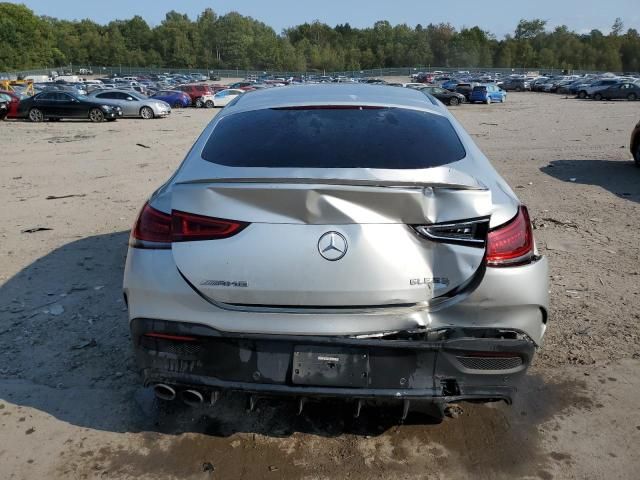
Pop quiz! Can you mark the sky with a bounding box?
[8,0,640,37]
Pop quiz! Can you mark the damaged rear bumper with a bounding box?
[132,318,536,405]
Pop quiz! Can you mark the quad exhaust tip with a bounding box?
[181,389,205,406]
[153,383,176,401]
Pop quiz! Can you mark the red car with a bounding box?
[0,90,21,118]
[175,84,214,107]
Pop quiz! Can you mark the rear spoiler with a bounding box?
[176,177,488,191]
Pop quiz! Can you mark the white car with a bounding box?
[212,89,244,107]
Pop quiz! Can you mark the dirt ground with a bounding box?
[1,91,639,480]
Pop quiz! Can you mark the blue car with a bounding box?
[469,84,507,104]
[150,90,191,108]
[441,79,460,91]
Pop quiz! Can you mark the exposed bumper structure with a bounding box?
[132,318,536,405]
[124,249,548,345]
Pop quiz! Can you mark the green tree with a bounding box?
[0,4,636,74]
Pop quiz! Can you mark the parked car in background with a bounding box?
[631,120,640,167]
[559,78,589,95]
[211,89,244,107]
[88,90,171,119]
[189,73,208,82]
[124,84,548,418]
[418,85,465,106]
[454,82,478,100]
[416,72,434,83]
[403,83,425,89]
[84,81,105,93]
[129,85,149,96]
[592,82,640,101]
[501,78,531,91]
[0,98,8,120]
[0,90,21,118]
[542,77,567,93]
[150,90,191,108]
[175,84,216,107]
[228,81,256,90]
[578,78,621,99]
[530,77,549,91]
[18,91,123,122]
[442,79,460,91]
[209,84,228,93]
[469,84,507,104]
[43,82,87,96]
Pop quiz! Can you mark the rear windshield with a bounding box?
[201,107,466,169]
[473,86,487,91]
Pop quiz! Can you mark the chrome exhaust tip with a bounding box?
[181,389,204,406]
[153,383,176,401]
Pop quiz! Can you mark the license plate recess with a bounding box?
[291,346,370,388]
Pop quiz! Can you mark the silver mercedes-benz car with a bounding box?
[123,84,548,419]
[87,89,170,119]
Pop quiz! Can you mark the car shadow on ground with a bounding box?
[540,159,639,204]
[0,230,592,453]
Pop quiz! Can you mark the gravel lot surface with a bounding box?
[1,92,639,479]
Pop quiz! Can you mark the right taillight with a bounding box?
[485,206,534,267]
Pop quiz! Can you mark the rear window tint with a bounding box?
[201,107,466,169]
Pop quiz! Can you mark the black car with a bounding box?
[453,82,478,100]
[593,82,640,101]
[501,78,531,91]
[0,99,8,120]
[18,91,123,122]
[418,86,466,106]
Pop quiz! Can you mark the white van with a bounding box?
[55,75,80,83]
[24,75,51,83]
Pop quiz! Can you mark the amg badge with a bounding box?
[200,280,248,287]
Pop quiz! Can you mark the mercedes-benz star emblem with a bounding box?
[318,231,348,261]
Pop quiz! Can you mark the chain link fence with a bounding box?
[3,65,613,81]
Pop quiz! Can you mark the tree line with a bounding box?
[1,3,639,73]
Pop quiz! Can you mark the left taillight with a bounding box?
[131,203,172,246]
[130,202,249,248]
[171,210,248,242]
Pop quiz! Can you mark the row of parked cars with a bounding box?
[529,74,640,100]
[408,71,640,102]
[0,87,245,123]
[0,73,252,122]
[2,72,385,122]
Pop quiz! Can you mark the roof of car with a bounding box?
[91,89,136,94]
[223,84,442,116]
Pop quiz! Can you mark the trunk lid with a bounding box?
[170,179,492,308]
